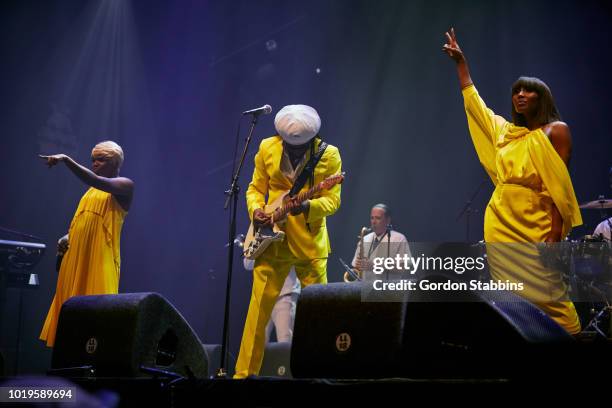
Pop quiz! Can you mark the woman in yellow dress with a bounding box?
[39,141,134,347]
[443,28,583,334]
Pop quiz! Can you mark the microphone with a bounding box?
[242,104,272,116]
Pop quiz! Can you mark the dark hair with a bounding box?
[511,76,561,127]
[372,203,391,218]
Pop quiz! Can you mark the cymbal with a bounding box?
[579,198,612,209]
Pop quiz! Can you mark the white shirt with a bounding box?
[351,230,411,280]
[593,217,612,241]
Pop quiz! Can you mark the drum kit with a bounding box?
[567,197,612,338]
[578,197,612,210]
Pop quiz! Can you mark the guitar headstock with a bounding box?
[319,172,345,190]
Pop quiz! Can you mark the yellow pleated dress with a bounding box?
[40,187,126,347]
[463,85,583,334]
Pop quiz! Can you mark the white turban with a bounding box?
[274,105,321,145]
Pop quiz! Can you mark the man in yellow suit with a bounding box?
[234,104,342,378]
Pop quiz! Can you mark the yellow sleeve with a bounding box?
[307,146,342,223]
[245,141,269,220]
[462,85,507,185]
[528,131,583,237]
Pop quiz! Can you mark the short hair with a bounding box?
[92,140,124,171]
[511,76,561,127]
[372,203,391,218]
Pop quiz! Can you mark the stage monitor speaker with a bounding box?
[291,281,573,379]
[51,292,208,378]
[260,342,292,378]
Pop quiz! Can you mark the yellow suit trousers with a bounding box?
[234,242,327,378]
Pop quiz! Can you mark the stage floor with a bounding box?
[1,374,608,407]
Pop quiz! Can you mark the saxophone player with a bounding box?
[351,204,411,281]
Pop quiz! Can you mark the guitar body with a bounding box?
[243,194,287,260]
[242,172,344,261]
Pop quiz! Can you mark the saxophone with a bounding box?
[344,227,369,282]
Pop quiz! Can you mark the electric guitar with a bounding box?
[243,173,345,260]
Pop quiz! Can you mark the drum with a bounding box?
[572,235,611,283]
[569,236,612,338]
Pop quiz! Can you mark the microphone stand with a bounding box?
[385,224,392,281]
[456,178,488,242]
[217,113,261,378]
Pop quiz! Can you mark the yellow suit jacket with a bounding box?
[246,136,342,259]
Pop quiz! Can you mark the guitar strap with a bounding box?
[288,140,328,197]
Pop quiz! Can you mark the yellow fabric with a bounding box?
[40,187,126,347]
[463,84,582,334]
[234,246,327,379]
[246,136,342,259]
[235,135,341,378]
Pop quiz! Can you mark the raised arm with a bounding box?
[442,28,473,89]
[39,154,134,198]
[443,28,507,183]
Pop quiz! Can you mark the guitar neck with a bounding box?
[274,184,322,220]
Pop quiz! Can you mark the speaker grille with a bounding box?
[52,292,208,378]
